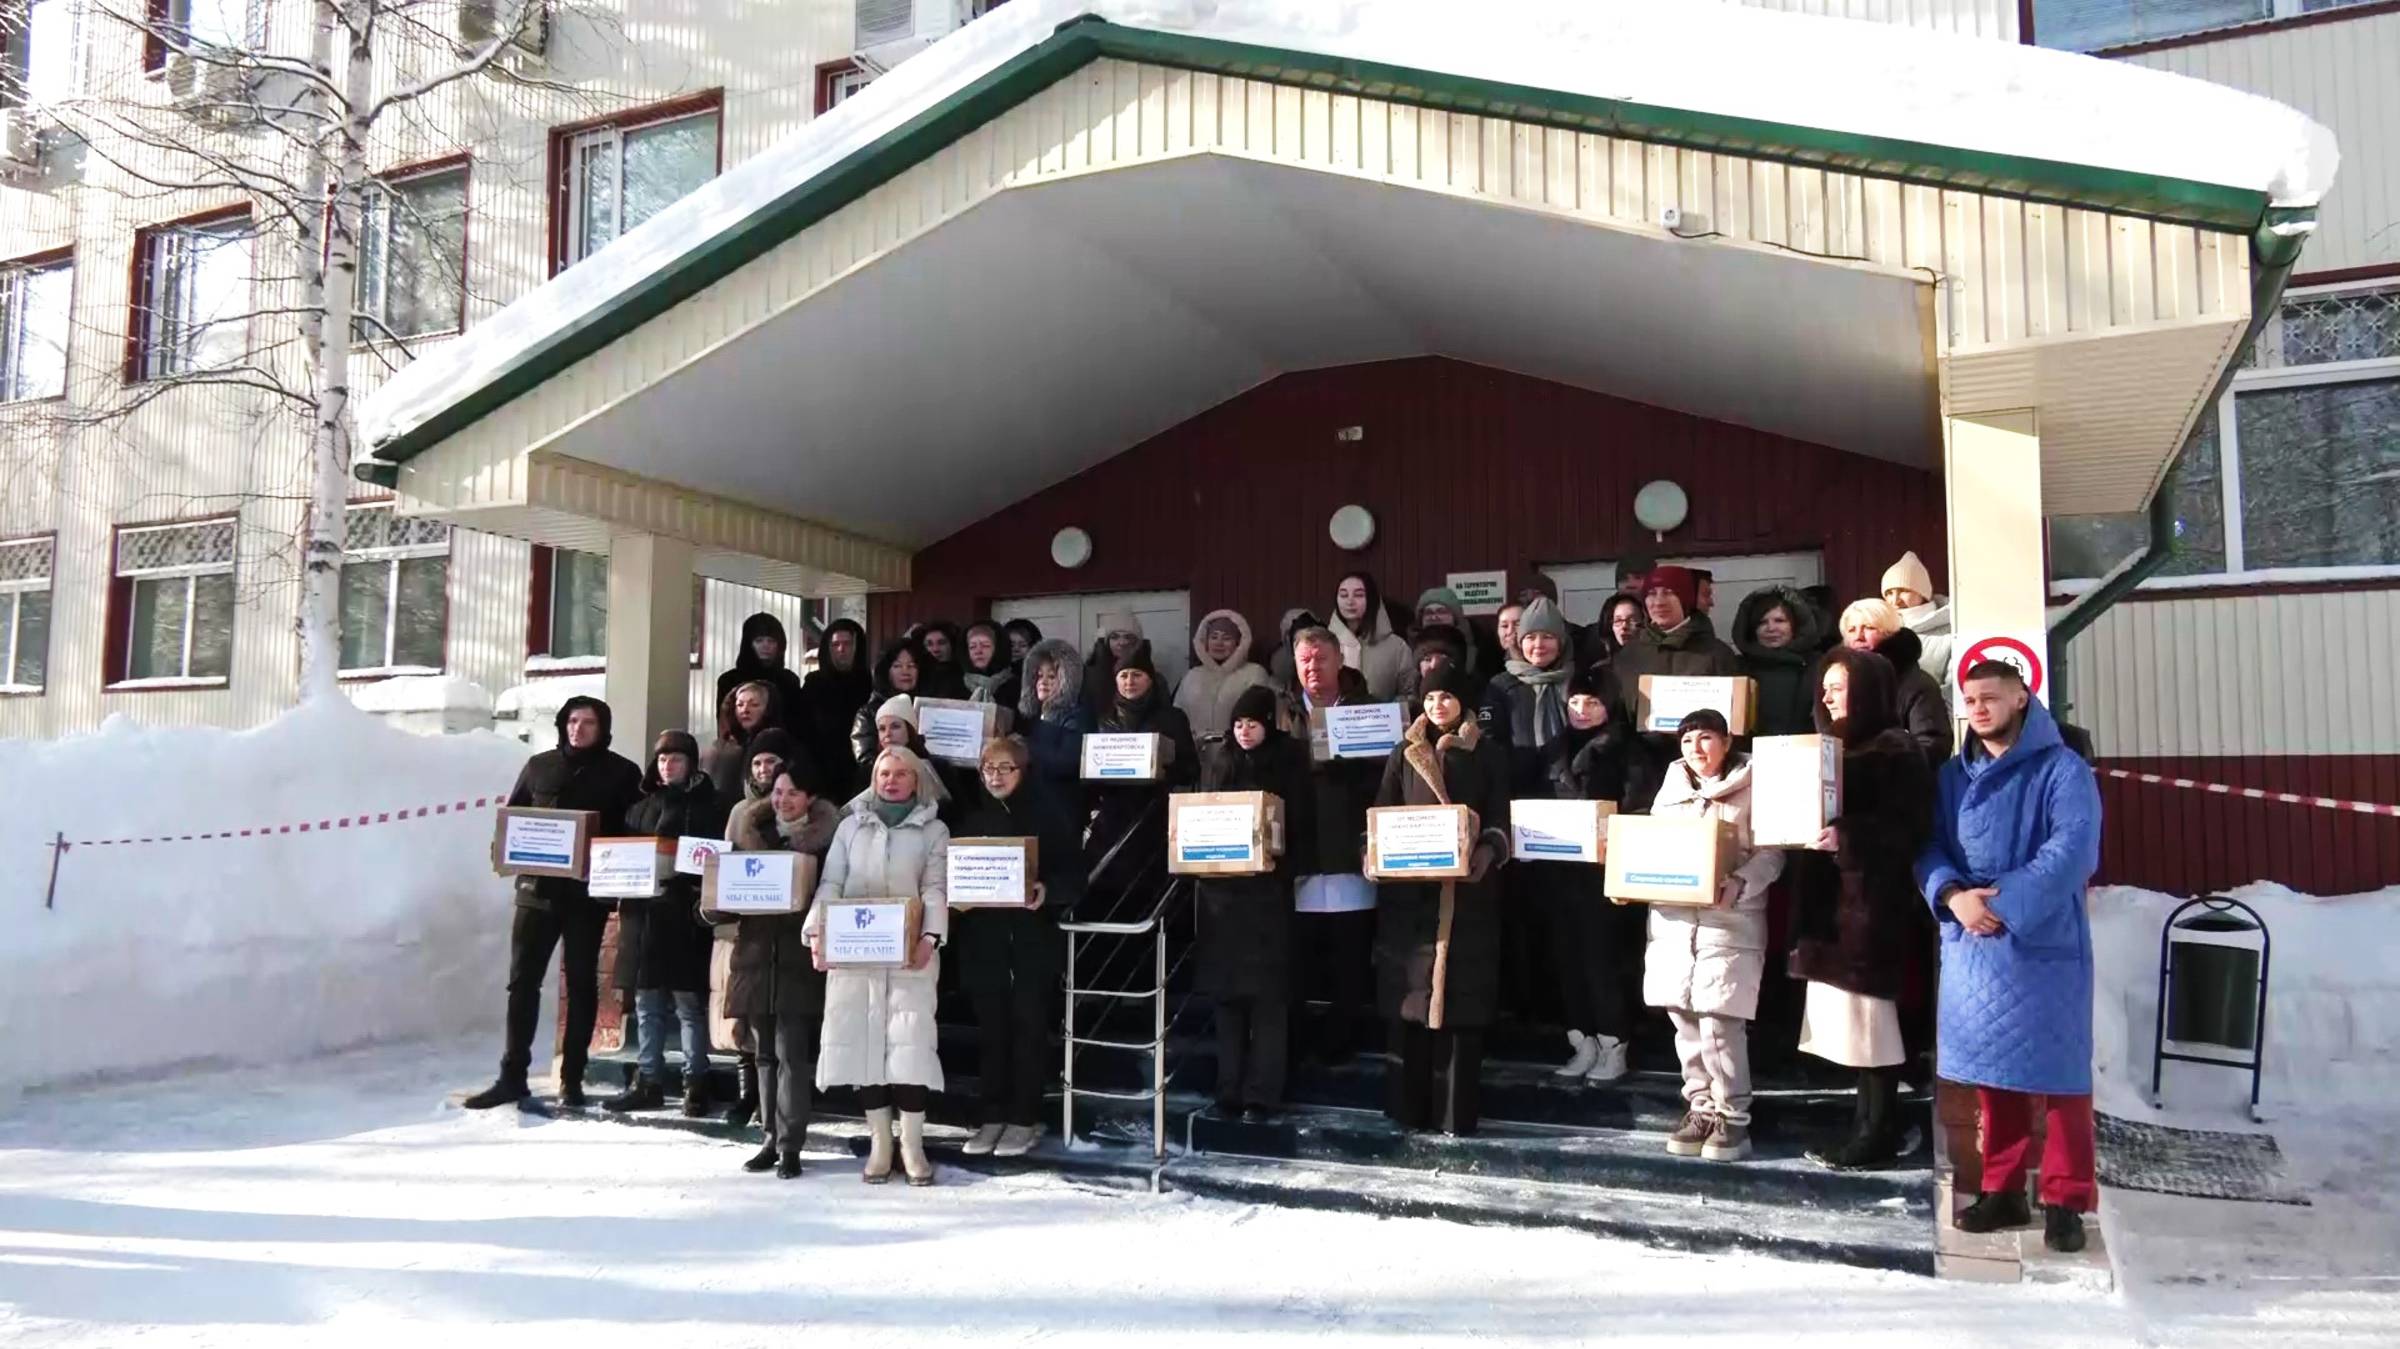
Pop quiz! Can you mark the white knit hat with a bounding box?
[875,694,918,728]
[1881,551,1934,602]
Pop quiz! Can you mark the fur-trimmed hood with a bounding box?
[1018,637,1084,722]
[728,794,842,854]
[1188,608,1256,673]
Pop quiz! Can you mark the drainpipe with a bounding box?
[2045,206,2317,714]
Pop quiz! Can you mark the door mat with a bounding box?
[2096,1113,2311,1206]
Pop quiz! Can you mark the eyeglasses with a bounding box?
[980,762,1024,777]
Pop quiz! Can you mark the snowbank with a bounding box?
[0,701,533,1094]
[2090,883,2400,1118]
[344,674,497,736]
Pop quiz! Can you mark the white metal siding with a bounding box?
[2121,10,2400,278]
[1730,0,2020,41]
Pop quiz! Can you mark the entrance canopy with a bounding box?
[357,0,2336,583]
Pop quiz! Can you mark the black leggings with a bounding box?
[855,1084,929,1113]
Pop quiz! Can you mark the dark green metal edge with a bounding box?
[358,15,2285,480]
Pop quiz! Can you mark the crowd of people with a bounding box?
[458,549,2102,1252]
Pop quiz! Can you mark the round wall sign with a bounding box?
[1328,505,1377,551]
[1050,526,1093,569]
[1954,633,2048,700]
[1633,479,1689,535]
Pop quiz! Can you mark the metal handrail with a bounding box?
[1060,817,1193,1191]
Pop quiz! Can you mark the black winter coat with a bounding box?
[718,795,840,1020]
[1270,675,1381,877]
[1190,732,1313,1000]
[616,775,731,994]
[1878,628,1956,769]
[1087,685,1199,876]
[506,698,644,912]
[799,618,874,783]
[1372,717,1512,1028]
[715,612,809,734]
[1733,587,1833,740]
[949,779,1085,1001]
[1789,649,1938,1001]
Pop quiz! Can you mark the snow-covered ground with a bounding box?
[0,1038,2393,1348]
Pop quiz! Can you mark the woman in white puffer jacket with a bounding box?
[808,746,951,1186]
[1173,608,1273,741]
[1641,708,1784,1165]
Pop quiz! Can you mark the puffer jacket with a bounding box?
[1899,597,1954,686]
[715,612,808,727]
[615,770,730,993]
[806,787,951,1091]
[1330,605,1410,701]
[1732,587,1832,739]
[1174,608,1274,741]
[848,636,932,769]
[505,696,645,911]
[1641,755,1786,1020]
[1189,729,1314,1000]
[715,795,841,1020]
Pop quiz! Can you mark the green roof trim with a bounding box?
[362,14,2283,474]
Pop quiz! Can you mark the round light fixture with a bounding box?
[1328,504,1377,552]
[1633,479,1689,539]
[1050,526,1093,569]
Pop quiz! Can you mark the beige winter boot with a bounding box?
[862,1107,895,1185]
[899,1110,936,1187]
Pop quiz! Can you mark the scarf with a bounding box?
[964,670,1004,702]
[871,798,914,827]
[1502,658,1570,749]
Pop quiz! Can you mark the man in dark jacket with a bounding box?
[799,618,872,782]
[464,696,645,1110]
[1273,626,1382,1064]
[716,613,808,730]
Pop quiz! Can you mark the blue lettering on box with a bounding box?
[1386,852,1460,871]
[507,846,571,866]
[1181,845,1253,862]
[1524,841,1581,856]
[1626,870,1701,887]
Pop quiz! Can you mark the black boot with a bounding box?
[775,1149,804,1179]
[603,1074,666,1113]
[725,1054,759,1129]
[558,1055,589,1109]
[681,1071,713,1119]
[1957,1188,2033,1233]
[461,1076,528,1110]
[743,1141,780,1172]
[2043,1204,2088,1253]
[1807,1067,1905,1171]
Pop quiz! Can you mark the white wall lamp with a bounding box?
[1633,479,1689,542]
[1327,504,1376,552]
[1050,526,1093,569]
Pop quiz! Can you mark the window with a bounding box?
[357,162,469,342]
[2029,0,2381,50]
[147,0,256,60]
[556,100,720,272]
[130,210,253,381]
[0,252,70,403]
[815,60,872,115]
[111,518,236,684]
[338,505,449,674]
[544,547,607,661]
[0,535,50,691]
[2049,280,2400,586]
[3,0,81,107]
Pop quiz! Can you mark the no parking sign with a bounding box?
[1953,631,2049,706]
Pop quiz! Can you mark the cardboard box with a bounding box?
[1635,675,1758,736]
[1081,732,1164,781]
[675,835,731,877]
[916,696,1000,765]
[491,806,596,880]
[821,897,925,967]
[1366,804,1479,880]
[586,836,675,899]
[947,836,1039,906]
[703,851,818,916]
[1749,733,1844,849]
[1509,798,1617,864]
[1603,814,1733,906]
[1308,702,1407,762]
[1168,791,1285,876]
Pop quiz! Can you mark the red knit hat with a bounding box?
[1644,565,1700,613]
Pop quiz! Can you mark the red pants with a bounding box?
[1978,1087,2097,1212]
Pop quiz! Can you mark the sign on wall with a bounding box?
[1952,630,2050,707]
[1446,570,1507,617]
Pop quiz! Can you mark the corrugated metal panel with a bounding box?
[2120,10,2400,278]
[1730,0,2021,41]
[396,57,2249,522]
[2095,754,2400,896]
[691,581,818,733]
[870,355,1948,648]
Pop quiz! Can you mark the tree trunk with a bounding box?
[295,1,369,702]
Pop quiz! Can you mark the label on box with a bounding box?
[676,836,730,876]
[917,699,992,764]
[1317,703,1406,759]
[1373,807,1467,873]
[1749,734,1842,848]
[502,814,580,870]
[712,852,800,914]
[824,902,912,965]
[587,839,667,898]
[1175,802,1264,863]
[1082,733,1160,779]
[1510,799,1611,863]
[1642,676,1736,734]
[948,844,1030,906]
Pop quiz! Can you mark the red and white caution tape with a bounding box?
[66,792,509,849]
[2100,768,2400,819]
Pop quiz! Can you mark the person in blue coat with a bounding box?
[1916,660,2103,1254]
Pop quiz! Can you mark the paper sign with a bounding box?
[708,852,805,914]
[1367,804,1475,878]
[586,838,669,899]
[1313,702,1406,760]
[676,836,730,876]
[1952,630,2051,707]
[1446,570,1508,617]
[947,841,1033,907]
[1082,732,1162,780]
[917,697,996,764]
[1510,799,1615,863]
[501,813,580,870]
[1175,803,1262,862]
[823,900,917,966]
[1749,735,1842,849]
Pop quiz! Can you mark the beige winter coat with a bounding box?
[1330,607,1410,701]
[1173,608,1273,738]
[806,792,951,1090]
[1641,756,1786,1020]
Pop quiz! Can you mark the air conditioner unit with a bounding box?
[164,52,253,123]
[854,0,965,73]
[458,0,549,68]
[0,108,40,173]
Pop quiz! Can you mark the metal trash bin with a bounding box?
[2167,913,2263,1051]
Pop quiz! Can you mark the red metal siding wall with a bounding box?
[871,357,1947,641]
[2096,754,2400,897]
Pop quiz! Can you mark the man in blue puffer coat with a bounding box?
[1916,661,2103,1255]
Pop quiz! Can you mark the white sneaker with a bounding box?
[962,1123,1006,1156]
[993,1124,1040,1158]
[1584,1034,1630,1083]
[1553,1030,1599,1079]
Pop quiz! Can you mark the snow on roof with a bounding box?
[358,0,2336,459]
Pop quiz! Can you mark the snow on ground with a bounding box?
[0,1038,2393,1348]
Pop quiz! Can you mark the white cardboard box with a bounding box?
[822,898,923,967]
[1509,799,1617,864]
[1365,804,1478,880]
[1309,703,1406,761]
[703,851,817,915]
[1168,791,1284,876]
[586,836,674,899]
[916,697,999,764]
[1635,675,1757,736]
[490,807,595,880]
[946,837,1038,906]
[1603,815,1732,906]
[1081,732,1163,781]
[1749,734,1844,849]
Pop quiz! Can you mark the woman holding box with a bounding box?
[1643,710,1786,1163]
[951,736,1085,1158]
[1791,646,1937,1171]
[808,746,951,1186]
[1192,686,1315,1121]
[609,731,732,1118]
[1372,666,1512,1136]
[716,756,841,1178]
[1086,646,1198,921]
